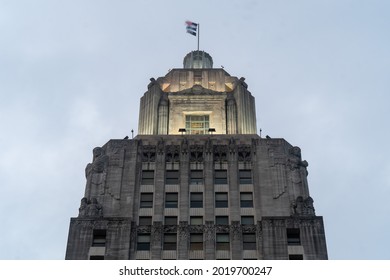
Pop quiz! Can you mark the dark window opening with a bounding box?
[289,254,304,260]
[92,229,106,247]
[163,233,177,250]
[241,216,255,225]
[243,233,256,250]
[215,192,228,208]
[137,234,151,251]
[89,255,104,260]
[239,170,252,184]
[287,228,301,245]
[190,192,203,208]
[140,193,153,208]
[190,170,203,184]
[139,216,152,226]
[164,216,178,225]
[166,170,179,184]
[190,233,203,250]
[214,170,228,184]
[141,170,154,185]
[190,216,203,225]
[240,192,253,208]
[215,216,229,225]
[165,192,178,208]
[216,233,230,251]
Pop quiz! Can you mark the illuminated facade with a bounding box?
[65,51,328,260]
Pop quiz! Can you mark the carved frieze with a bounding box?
[188,225,204,233]
[137,225,152,233]
[179,221,189,240]
[238,145,251,162]
[213,145,228,162]
[141,145,156,162]
[241,225,257,233]
[215,225,230,233]
[190,145,204,162]
[163,225,178,233]
[166,145,180,162]
[256,222,263,243]
[230,221,241,240]
[204,221,215,241]
[152,221,163,243]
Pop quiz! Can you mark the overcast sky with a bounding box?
[1,0,389,260]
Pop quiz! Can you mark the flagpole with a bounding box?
[197,23,200,53]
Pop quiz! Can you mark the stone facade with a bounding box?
[65,51,327,260]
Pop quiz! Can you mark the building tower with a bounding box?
[65,51,328,260]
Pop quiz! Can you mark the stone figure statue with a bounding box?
[85,147,108,198]
[290,196,315,216]
[78,197,103,217]
[288,146,309,196]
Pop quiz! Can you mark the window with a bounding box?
[215,216,229,225]
[166,170,179,184]
[185,115,209,135]
[287,228,301,245]
[163,233,177,250]
[190,170,203,184]
[289,254,304,260]
[241,216,254,225]
[215,192,228,208]
[190,216,203,225]
[89,255,104,260]
[190,192,203,208]
[137,234,150,251]
[140,193,153,208]
[240,192,253,208]
[92,229,106,247]
[165,192,178,208]
[243,233,256,250]
[141,170,154,185]
[164,216,177,225]
[190,233,203,250]
[216,233,230,250]
[239,170,252,184]
[139,216,152,226]
[214,170,227,184]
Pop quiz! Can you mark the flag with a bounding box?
[185,20,198,36]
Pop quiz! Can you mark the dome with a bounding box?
[183,51,213,68]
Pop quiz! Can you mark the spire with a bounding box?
[183,51,213,69]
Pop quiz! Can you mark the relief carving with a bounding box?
[291,196,316,216]
[238,145,251,162]
[228,138,236,154]
[204,221,215,241]
[181,138,189,154]
[179,221,189,240]
[230,221,241,240]
[152,221,163,243]
[190,145,204,162]
[166,145,180,162]
[85,147,108,196]
[213,145,228,162]
[141,145,156,162]
[78,197,103,217]
[157,138,165,155]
